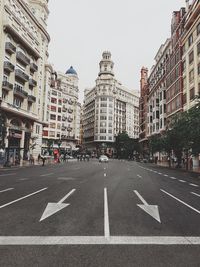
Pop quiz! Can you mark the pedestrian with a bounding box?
[190,157,193,170]
[42,156,45,166]
[38,154,41,163]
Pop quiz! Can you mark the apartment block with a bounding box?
[0,0,50,164]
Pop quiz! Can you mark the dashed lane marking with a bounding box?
[40,173,54,177]
[191,192,200,198]
[0,188,14,193]
[164,174,168,177]
[0,188,47,209]
[170,177,176,180]
[179,180,186,183]
[189,183,199,187]
[104,173,107,177]
[137,175,142,178]
[161,189,200,215]
[104,188,110,238]
[0,173,16,177]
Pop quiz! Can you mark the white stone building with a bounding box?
[83,51,139,155]
[0,0,50,164]
[42,67,81,153]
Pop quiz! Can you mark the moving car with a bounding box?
[99,155,109,163]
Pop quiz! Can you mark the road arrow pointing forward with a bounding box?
[40,189,76,222]
[134,190,161,223]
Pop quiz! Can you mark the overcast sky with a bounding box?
[47,0,186,102]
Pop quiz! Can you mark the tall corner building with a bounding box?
[83,51,139,155]
[0,0,50,162]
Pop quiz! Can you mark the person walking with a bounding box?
[42,156,45,166]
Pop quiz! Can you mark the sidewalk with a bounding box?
[153,161,200,178]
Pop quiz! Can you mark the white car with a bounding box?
[99,155,109,163]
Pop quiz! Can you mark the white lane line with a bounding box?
[161,189,200,215]
[191,192,200,198]
[57,177,75,181]
[0,173,16,177]
[19,178,29,181]
[104,167,106,170]
[1,236,200,245]
[0,188,47,209]
[158,173,162,175]
[189,183,199,187]
[0,188,14,193]
[104,188,110,239]
[164,174,168,177]
[137,174,142,178]
[179,180,186,183]
[40,173,54,177]
[170,177,176,180]
[104,173,107,177]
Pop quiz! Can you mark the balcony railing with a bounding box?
[14,86,28,98]
[2,81,13,91]
[16,51,30,66]
[28,95,36,103]
[4,61,15,73]
[68,117,73,122]
[30,62,38,72]
[68,108,73,113]
[5,42,16,54]
[61,126,67,131]
[15,69,29,82]
[67,127,72,132]
[29,78,37,87]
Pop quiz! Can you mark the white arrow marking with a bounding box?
[134,190,161,223]
[40,189,76,222]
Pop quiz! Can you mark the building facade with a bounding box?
[147,39,171,137]
[83,51,139,155]
[182,0,200,111]
[42,67,81,153]
[0,0,50,164]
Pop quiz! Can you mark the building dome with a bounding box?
[65,66,77,75]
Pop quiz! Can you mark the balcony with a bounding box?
[5,42,16,54]
[2,81,13,91]
[68,117,73,122]
[30,62,38,72]
[68,99,74,105]
[4,61,15,73]
[28,95,36,103]
[16,51,30,66]
[62,107,67,112]
[62,116,67,121]
[29,78,37,87]
[67,127,72,132]
[15,69,29,82]
[68,108,73,113]
[14,86,28,98]
[61,126,66,131]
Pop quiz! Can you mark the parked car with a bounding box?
[99,155,109,163]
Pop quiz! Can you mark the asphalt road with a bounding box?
[0,159,200,266]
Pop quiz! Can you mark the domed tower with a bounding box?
[98,51,114,77]
[28,0,49,28]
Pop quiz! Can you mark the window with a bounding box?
[36,125,40,134]
[50,114,56,120]
[190,88,195,100]
[183,93,186,105]
[197,42,200,55]
[197,22,200,36]
[189,50,194,64]
[198,63,200,75]
[13,97,22,107]
[182,60,186,71]
[189,69,194,83]
[51,106,56,112]
[188,34,193,47]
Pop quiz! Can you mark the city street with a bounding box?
[0,159,200,266]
